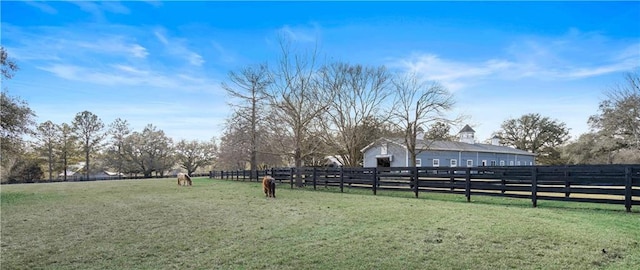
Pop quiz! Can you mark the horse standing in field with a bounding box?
[262,176,276,198]
[177,173,192,186]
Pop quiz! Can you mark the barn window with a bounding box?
[481,160,487,166]
[500,160,505,166]
[415,158,422,167]
[517,161,521,166]
[467,160,473,167]
[510,161,514,166]
[450,159,457,167]
[490,160,496,166]
[433,159,439,167]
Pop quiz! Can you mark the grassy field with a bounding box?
[1,178,639,270]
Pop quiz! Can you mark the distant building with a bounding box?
[361,125,536,167]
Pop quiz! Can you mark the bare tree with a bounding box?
[565,70,640,164]
[589,70,640,151]
[389,72,456,166]
[217,108,285,171]
[34,121,59,181]
[222,64,271,178]
[72,111,105,179]
[265,36,334,186]
[321,62,392,167]
[217,113,252,170]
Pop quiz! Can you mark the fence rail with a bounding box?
[210,165,640,212]
[4,172,212,184]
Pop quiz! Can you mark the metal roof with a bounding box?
[458,124,475,133]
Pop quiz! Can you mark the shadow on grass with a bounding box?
[293,184,639,214]
[211,178,638,214]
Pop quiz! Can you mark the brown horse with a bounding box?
[177,173,192,186]
[262,176,276,198]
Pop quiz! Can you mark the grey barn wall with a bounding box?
[362,140,408,167]
[363,142,535,168]
[416,150,535,167]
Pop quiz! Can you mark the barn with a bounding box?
[361,125,536,168]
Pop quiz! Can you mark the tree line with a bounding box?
[2,47,218,183]
[217,38,640,180]
[2,42,638,183]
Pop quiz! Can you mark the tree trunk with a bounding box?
[295,147,303,187]
[250,95,258,180]
[48,147,53,181]
[85,145,90,180]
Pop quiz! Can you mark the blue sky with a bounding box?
[2,1,639,143]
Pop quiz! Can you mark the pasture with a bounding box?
[1,178,639,269]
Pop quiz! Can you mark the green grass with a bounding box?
[1,178,639,269]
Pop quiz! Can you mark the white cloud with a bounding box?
[154,28,205,67]
[394,54,514,91]
[112,64,150,75]
[74,36,149,59]
[211,41,235,63]
[38,63,215,92]
[71,1,130,22]
[130,44,149,58]
[3,24,148,61]
[24,1,57,14]
[277,25,319,43]
[188,53,205,66]
[153,30,169,45]
[392,30,639,91]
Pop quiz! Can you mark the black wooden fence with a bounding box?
[210,165,640,212]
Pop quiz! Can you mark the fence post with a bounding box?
[372,167,378,195]
[340,167,344,193]
[465,168,471,202]
[625,166,632,212]
[500,170,506,194]
[290,167,294,189]
[564,169,571,198]
[313,167,317,190]
[531,167,538,208]
[413,167,419,198]
[450,169,455,191]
